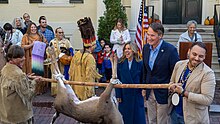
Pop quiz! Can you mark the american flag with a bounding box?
[135,1,149,52]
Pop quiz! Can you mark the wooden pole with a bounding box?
[29,76,169,89]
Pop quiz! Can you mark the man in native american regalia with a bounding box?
[69,17,102,100]
[49,27,74,96]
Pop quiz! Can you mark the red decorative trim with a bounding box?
[82,36,96,45]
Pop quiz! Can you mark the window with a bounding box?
[37,0,81,7]
[69,0,83,3]
[29,0,42,3]
[43,0,68,4]
[0,0,8,3]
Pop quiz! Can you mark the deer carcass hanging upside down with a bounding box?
[47,46,124,124]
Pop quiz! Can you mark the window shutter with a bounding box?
[69,0,83,3]
[0,0,8,3]
[29,0,42,3]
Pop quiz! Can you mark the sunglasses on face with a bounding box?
[58,32,64,34]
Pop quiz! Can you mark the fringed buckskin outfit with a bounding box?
[0,63,36,124]
[69,51,101,100]
[69,17,101,100]
[49,38,73,96]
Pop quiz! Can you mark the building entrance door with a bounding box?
[162,0,202,24]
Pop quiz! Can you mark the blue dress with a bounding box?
[116,59,146,124]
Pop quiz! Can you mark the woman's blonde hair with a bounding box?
[119,42,141,63]
[113,18,126,31]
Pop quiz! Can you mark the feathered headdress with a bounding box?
[77,17,96,47]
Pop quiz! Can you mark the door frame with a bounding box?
[162,0,203,24]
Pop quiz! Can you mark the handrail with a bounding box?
[213,4,220,63]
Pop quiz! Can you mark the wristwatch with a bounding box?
[181,89,185,97]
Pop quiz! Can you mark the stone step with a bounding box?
[165,30,214,34]
[212,54,219,64]
[163,40,216,45]
[214,69,220,79]
[163,38,216,43]
[211,61,220,70]
[212,66,220,72]
[164,28,214,34]
[210,104,220,113]
[163,34,215,39]
[216,77,220,82]
[163,24,213,29]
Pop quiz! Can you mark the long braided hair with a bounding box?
[3,23,13,54]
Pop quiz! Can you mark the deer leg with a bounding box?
[110,53,115,79]
[50,111,60,124]
[66,84,80,103]
[110,52,117,79]
[113,55,117,79]
[111,89,118,107]
[100,52,118,102]
[99,83,114,102]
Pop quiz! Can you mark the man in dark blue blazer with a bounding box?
[142,22,179,124]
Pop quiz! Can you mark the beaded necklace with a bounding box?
[179,64,195,86]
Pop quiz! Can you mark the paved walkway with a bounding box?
[33,107,77,124]
[32,87,220,124]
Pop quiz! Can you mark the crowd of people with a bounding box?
[0,13,217,124]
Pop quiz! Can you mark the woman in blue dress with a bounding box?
[116,42,146,124]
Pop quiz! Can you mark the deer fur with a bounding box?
[47,47,123,124]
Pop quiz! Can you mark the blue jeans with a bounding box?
[170,109,184,124]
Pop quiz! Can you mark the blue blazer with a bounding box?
[142,40,179,104]
[116,59,146,124]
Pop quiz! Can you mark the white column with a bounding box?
[130,0,142,41]
[130,0,142,30]
[96,0,106,30]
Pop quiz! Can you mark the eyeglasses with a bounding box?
[58,32,64,34]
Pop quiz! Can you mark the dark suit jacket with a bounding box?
[143,40,179,104]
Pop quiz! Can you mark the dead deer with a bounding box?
[47,46,123,124]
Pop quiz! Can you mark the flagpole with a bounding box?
[141,0,145,50]
[135,0,148,58]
